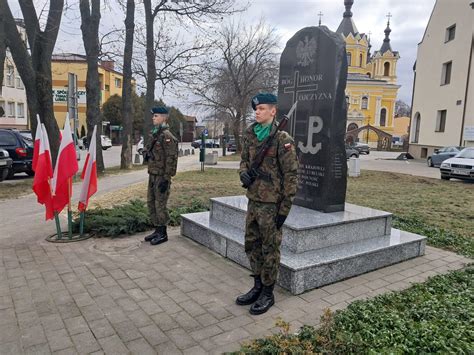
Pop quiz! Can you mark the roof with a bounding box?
[51,53,127,76]
[347,73,387,83]
[184,115,197,122]
[336,0,359,37]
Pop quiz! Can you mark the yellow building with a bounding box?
[336,0,400,148]
[51,53,129,136]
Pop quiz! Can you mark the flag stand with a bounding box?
[54,213,62,239]
[79,211,85,236]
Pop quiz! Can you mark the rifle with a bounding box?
[242,101,298,189]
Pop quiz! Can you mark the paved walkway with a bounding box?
[0,227,470,354]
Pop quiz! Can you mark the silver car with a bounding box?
[440,148,474,181]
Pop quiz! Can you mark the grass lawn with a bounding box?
[218,153,240,162]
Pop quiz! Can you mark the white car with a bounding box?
[136,137,144,154]
[100,135,112,150]
[440,147,474,181]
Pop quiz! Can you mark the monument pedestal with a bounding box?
[181,196,426,295]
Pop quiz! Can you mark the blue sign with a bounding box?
[203,128,208,136]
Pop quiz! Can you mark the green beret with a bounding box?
[150,106,169,114]
[251,93,277,110]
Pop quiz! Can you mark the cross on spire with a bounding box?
[386,12,392,25]
[318,11,323,26]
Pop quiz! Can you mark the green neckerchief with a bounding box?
[253,122,272,142]
[151,123,169,135]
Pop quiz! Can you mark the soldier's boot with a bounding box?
[144,228,159,242]
[236,275,262,306]
[249,283,275,315]
[150,226,168,245]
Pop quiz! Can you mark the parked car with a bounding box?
[0,129,34,178]
[345,145,359,159]
[440,147,474,181]
[100,135,112,150]
[0,149,13,182]
[136,136,144,154]
[191,139,219,149]
[350,142,370,155]
[427,146,463,167]
[226,138,237,152]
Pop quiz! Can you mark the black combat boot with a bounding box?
[249,283,275,315]
[150,226,168,245]
[236,275,262,305]
[144,228,159,242]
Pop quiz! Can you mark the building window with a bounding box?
[361,96,368,110]
[435,110,447,132]
[6,66,14,87]
[17,103,25,118]
[115,78,122,88]
[7,102,15,117]
[105,84,110,91]
[15,74,23,89]
[346,52,352,66]
[421,147,428,159]
[441,61,452,85]
[384,62,390,76]
[359,53,363,67]
[445,24,456,42]
[366,72,371,78]
[412,112,421,143]
[0,101,5,117]
[380,108,387,126]
[345,95,350,107]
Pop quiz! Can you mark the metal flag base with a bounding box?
[45,232,93,243]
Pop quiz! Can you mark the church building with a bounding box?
[336,0,401,148]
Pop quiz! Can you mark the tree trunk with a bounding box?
[143,0,156,146]
[233,111,242,152]
[80,0,105,173]
[1,0,63,163]
[120,0,135,170]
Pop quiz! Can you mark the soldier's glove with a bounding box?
[240,171,252,187]
[275,214,287,230]
[158,180,169,193]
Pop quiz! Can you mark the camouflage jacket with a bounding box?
[240,121,298,216]
[146,126,178,178]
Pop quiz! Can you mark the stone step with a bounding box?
[181,211,426,295]
[210,196,393,253]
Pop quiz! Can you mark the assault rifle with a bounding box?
[242,101,298,189]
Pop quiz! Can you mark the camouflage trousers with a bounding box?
[245,200,282,286]
[147,174,171,227]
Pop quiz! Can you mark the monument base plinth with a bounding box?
[181,196,426,295]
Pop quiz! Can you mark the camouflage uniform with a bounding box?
[146,126,178,227]
[240,121,298,286]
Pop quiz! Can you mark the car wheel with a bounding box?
[138,148,143,155]
[366,151,370,155]
[0,168,8,182]
[427,157,433,167]
[350,154,358,158]
[6,169,15,179]
[26,170,35,177]
[102,147,109,150]
[441,175,450,180]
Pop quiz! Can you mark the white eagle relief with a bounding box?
[296,36,317,67]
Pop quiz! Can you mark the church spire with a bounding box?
[380,13,393,53]
[336,0,359,36]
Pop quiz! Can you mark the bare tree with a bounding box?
[0,0,64,162]
[141,0,239,145]
[193,20,279,151]
[395,99,411,117]
[79,0,105,173]
[120,0,135,169]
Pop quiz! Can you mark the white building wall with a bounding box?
[410,0,474,157]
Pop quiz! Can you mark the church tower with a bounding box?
[335,0,401,148]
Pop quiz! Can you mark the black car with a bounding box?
[0,149,13,182]
[345,145,359,159]
[0,129,34,178]
[351,142,370,155]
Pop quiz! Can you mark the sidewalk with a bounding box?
[0,227,471,354]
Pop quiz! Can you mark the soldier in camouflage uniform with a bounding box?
[143,106,178,245]
[237,93,298,315]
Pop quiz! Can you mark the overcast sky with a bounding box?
[8,0,437,111]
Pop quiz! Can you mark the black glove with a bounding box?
[240,171,252,187]
[275,214,287,230]
[158,180,169,193]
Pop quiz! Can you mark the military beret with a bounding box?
[150,106,169,114]
[251,93,277,110]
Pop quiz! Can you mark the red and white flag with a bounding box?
[32,123,54,220]
[78,125,98,212]
[32,115,41,172]
[52,115,78,213]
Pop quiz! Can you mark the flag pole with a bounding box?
[54,213,62,239]
[79,211,85,236]
[67,177,73,239]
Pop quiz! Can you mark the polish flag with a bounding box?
[51,115,78,213]
[32,124,54,220]
[78,125,98,212]
[32,115,42,171]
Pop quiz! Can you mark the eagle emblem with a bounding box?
[296,36,317,67]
